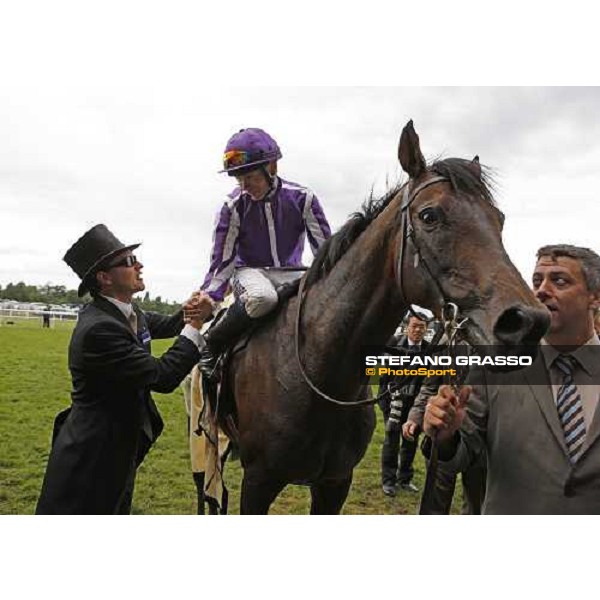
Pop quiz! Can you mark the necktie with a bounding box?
[128,310,138,333]
[554,354,586,463]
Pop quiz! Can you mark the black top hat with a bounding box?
[63,224,141,296]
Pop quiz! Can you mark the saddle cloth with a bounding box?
[183,365,231,514]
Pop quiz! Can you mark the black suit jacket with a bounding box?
[36,296,200,515]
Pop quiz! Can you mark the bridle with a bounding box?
[396,175,451,309]
[294,173,470,408]
[418,300,470,515]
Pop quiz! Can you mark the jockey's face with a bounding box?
[97,250,145,301]
[234,164,274,201]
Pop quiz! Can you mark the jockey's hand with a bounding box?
[183,291,214,328]
[402,419,420,441]
[423,385,471,443]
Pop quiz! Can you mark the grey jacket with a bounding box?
[408,374,442,428]
[438,351,600,514]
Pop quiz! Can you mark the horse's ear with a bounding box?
[468,155,482,180]
[398,120,426,179]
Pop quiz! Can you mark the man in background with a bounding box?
[379,312,429,496]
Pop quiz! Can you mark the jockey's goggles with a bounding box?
[223,150,252,169]
[221,150,276,176]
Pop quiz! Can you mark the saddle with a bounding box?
[201,278,302,443]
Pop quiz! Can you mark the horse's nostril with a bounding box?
[496,308,527,336]
[494,306,549,346]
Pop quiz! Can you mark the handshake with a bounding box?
[182,291,215,330]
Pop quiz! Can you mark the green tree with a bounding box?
[0,280,179,314]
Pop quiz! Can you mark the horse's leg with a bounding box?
[309,475,353,515]
[240,475,286,515]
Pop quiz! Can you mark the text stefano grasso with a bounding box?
[364,354,533,367]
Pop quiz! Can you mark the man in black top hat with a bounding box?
[36,224,213,515]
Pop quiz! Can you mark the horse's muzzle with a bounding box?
[493,305,550,347]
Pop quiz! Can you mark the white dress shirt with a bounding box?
[100,295,205,351]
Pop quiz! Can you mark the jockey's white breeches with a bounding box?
[232,267,303,319]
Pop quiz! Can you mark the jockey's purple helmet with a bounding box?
[220,128,282,175]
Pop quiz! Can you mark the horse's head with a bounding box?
[394,120,549,349]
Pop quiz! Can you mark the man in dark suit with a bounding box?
[36,224,213,515]
[423,244,600,514]
[379,313,429,496]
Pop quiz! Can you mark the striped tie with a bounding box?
[554,354,586,463]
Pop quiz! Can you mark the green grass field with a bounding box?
[0,320,461,514]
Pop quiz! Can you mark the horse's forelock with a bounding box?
[430,157,496,208]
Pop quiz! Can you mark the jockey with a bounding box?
[200,127,331,375]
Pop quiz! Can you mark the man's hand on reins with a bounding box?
[423,384,471,443]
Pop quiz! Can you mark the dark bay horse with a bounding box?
[228,120,548,514]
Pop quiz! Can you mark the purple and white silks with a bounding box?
[201,177,331,303]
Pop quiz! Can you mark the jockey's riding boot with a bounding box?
[199,300,254,382]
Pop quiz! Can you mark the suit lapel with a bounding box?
[133,306,152,352]
[522,353,569,456]
[582,407,600,458]
[93,296,131,329]
[93,297,143,347]
[579,359,600,457]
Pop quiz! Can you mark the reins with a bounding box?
[418,302,470,514]
[294,274,385,407]
[294,174,467,408]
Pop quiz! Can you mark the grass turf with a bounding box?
[0,320,462,514]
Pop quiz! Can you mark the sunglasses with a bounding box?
[106,255,138,269]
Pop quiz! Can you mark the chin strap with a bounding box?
[259,166,277,201]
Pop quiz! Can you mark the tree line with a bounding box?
[0,282,181,315]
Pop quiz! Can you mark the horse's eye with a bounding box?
[419,208,438,225]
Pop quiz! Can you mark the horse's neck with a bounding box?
[300,204,406,391]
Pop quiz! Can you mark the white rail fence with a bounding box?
[0,307,79,325]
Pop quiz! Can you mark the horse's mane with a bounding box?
[305,157,496,289]
[304,180,403,289]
